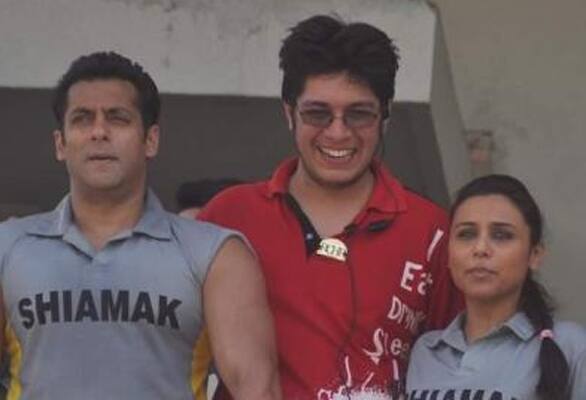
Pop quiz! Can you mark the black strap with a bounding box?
[284,193,321,255]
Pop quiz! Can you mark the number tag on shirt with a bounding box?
[316,238,348,262]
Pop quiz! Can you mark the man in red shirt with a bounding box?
[200,15,461,399]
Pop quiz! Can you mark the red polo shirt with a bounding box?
[199,158,461,399]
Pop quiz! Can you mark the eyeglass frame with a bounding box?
[295,105,382,130]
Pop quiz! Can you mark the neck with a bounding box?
[288,165,374,237]
[70,185,146,251]
[464,295,520,343]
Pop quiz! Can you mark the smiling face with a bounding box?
[284,72,382,190]
[54,79,159,197]
[449,194,544,308]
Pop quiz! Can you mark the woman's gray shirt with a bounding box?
[407,312,586,400]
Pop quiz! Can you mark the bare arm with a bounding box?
[203,237,281,400]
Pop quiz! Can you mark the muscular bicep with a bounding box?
[203,237,281,400]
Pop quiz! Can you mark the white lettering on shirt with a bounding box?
[387,295,426,334]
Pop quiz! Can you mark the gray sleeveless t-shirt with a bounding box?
[0,191,240,400]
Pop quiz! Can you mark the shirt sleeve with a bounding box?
[0,219,23,279]
[197,190,240,229]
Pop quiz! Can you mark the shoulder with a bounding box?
[392,187,449,249]
[207,182,267,208]
[413,329,444,350]
[409,329,445,366]
[167,212,243,243]
[408,329,444,372]
[552,320,586,389]
[0,218,22,252]
[0,213,57,277]
[374,163,448,224]
[554,320,586,354]
[165,213,251,276]
[403,187,448,223]
[198,181,273,225]
[0,212,52,248]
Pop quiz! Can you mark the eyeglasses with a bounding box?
[298,107,380,129]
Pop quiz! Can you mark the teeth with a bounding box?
[320,147,353,158]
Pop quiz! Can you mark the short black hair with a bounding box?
[279,14,399,118]
[52,51,160,129]
[175,179,242,211]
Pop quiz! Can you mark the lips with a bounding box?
[465,266,497,278]
[87,153,117,162]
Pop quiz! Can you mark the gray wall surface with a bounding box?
[434,0,586,323]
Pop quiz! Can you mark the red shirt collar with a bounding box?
[265,157,407,216]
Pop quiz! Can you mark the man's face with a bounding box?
[284,72,383,189]
[54,79,159,195]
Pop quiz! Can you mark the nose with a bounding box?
[323,114,351,140]
[90,114,110,141]
[472,235,491,257]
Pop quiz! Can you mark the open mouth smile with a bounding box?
[317,146,356,160]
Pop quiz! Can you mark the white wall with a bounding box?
[434,0,586,324]
[0,0,435,101]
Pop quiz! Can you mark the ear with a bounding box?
[282,103,294,131]
[381,119,390,133]
[528,244,545,272]
[145,124,160,159]
[381,104,391,130]
[54,130,66,161]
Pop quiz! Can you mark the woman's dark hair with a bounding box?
[452,174,570,400]
[279,14,399,119]
[53,51,160,131]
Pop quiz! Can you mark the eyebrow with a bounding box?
[452,222,475,229]
[105,108,133,116]
[490,222,515,229]
[298,100,378,109]
[68,106,133,116]
[68,107,92,115]
[453,221,515,229]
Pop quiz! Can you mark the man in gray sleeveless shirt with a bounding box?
[0,52,281,400]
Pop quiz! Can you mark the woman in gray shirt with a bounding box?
[406,175,586,400]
